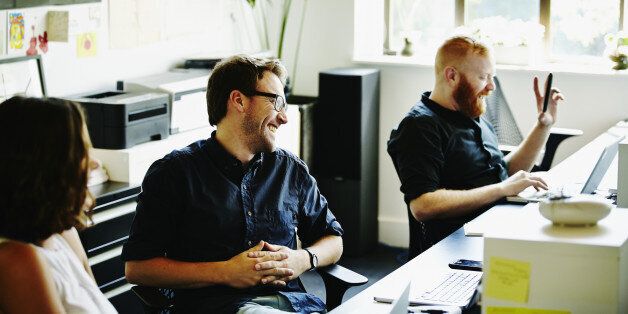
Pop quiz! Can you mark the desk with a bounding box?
[330,218,499,313]
[333,122,628,313]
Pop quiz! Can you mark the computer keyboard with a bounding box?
[521,186,575,201]
[416,271,482,307]
[606,192,618,205]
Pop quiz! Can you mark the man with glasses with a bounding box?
[388,36,565,259]
[122,55,344,313]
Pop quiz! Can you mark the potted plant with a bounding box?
[247,0,308,96]
[604,31,628,70]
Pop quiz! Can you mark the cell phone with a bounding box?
[542,73,553,113]
[449,259,483,271]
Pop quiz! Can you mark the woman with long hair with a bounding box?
[0,96,116,313]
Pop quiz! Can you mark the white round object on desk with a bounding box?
[538,194,613,226]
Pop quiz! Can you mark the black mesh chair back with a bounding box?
[483,77,524,147]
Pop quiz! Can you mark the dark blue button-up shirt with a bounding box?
[122,132,343,313]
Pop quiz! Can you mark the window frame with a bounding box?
[384,0,627,62]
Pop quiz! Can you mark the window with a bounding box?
[551,0,620,58]
[388,0,455,57]
[385,0,627,63]
[465,0,539,23]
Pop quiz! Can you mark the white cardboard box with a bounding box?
[482,204,628,314]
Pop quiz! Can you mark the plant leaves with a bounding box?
[247,0,255,7]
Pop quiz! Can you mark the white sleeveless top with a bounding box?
[0,235,117,313]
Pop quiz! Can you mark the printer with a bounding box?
[69,91,170,149]
[121,69,210,134]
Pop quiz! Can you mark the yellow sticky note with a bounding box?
[485,256,531,303]
[77,32,97,58]
[487,307,570,314]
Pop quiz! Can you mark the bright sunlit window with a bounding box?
[550,0,620,58]
[384,0,627,65]
[465,0,539,23]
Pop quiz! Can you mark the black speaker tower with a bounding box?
[313,68,379,256]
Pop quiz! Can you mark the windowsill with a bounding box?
[353,54,628,77]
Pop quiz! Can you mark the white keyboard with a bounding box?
[414,271,482,308]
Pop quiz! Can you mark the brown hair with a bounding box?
[435,36,491,76]
[206,54,287,125]
[0,96,93,244]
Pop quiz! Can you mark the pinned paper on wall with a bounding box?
[486,307,570,314]
[0,11,6,56]
[47,11,69,42]
[8,12,25,52]
[485,256,531,303]
[109,0,164,49]
[77,32,97,57]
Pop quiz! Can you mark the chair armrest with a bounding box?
[550,127,584,137]
[317,264,368,311]
[498,144,518,156]
[131,285,174,311]
[130,265,368,312]
[317,264,368,286]
[537,127,583,171]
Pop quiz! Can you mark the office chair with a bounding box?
[484,77,582,171]
[131,264,368,313]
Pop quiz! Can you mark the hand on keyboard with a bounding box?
[501,170,549,197]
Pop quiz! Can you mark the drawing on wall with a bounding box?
[77,32,97,57]
[7,8,48,56]
[26,26,38,55]
[8,12,25,51]
[39,31,48,53]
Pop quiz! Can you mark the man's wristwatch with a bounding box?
[303,248,318,271]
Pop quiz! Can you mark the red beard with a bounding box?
[453,75,488,118]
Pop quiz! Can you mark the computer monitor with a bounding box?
[581,134,626,194]
[0,55,47,103]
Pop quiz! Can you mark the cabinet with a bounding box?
[81,181,142,313]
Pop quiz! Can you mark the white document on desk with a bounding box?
[463,204,540,236]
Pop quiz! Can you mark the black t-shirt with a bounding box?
[387,92,508,258]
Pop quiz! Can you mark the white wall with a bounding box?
[285,0,356,96]
[1,1,240,96]
[0,0,353,96]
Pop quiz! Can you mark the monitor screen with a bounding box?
[0,55,46,103]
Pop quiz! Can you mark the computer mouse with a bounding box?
[538,194,613,226]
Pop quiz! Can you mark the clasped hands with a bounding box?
[224,240,309,289]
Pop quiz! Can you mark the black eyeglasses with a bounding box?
[251,91,287,112]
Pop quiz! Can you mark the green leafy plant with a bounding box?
[247,0,293,59]
[247,0,308,94]
[604,32,628,70]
